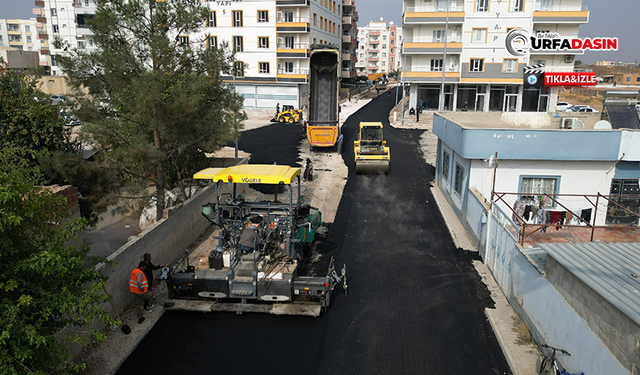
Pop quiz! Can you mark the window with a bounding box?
[284,61,294,73]
[78,41,85,49]
[233,61,244,77]
[84,0,89,5]
[51,8,57,17]
[207,35,217,50]
[454,164,464,195]
[476,0,489,11]
[313,37,316,44]
[257,10,268,23]
[333,1,336,12]
[258,36,269,49]
[53,25,59,33]
[433,29,445,42]
[26,36,32,43]
[510,0,524,11]
[284,36,294,48]
[470,58,484,72]
[25,26,30,33]
[88,39,93,46]
[503,58,518,73]
[208,11,216,27]
[233,36,243,52]
[382,52,386,58]
[0,36,3,46]
[472,28,487,43]
[324,19,327,31]
[259,62,269,74]
[382,44,386,49]
[390,56,394,62]
[390,40,394,45]
[533,59,546,67]
[383,36,387,41]
[430,59,443,72]
[232,11,243,27]
[284,11,294,22]
[178,35,189,46]
[520,177,558,208]
[320,16,323,29]
[442,152,450,180]
[313,13,317,26]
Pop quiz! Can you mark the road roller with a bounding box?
[354,122,390,174]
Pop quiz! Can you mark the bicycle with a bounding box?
[539,344,584,375]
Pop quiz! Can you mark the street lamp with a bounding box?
[438,0,450,111]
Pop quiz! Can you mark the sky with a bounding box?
[1,0,638,63]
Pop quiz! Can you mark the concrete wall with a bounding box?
[482,207,630,375]
[546,256,640,372]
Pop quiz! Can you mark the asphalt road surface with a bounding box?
[116,89,511,375]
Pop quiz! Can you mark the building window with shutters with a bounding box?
[208,11,216,27]
[233,36,243,52]
[232,11,243,27]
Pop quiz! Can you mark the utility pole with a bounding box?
[438,0,450,111]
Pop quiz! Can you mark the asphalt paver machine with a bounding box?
[165,164,346,316]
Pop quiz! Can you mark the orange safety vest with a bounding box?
[129,268,148,294]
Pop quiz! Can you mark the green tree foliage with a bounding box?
[0,62,69,154]
[57,0,245,220]
[0,149,116,375]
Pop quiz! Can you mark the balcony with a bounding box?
[36,17,46,23]
[403,36,463,54]
[277,43,310,58]
[277,69,309,83]
[276,0,310,5]
[403,6,465,24]
[368,56,379,61]
[341,69,356,79]
[342,35,355,44]
[276,17,310,32]
[38,33,48,39]
[402,66,461,82]
[342,53,357,61]
[34,0,45,6]
[343,0,355,7]
[342,15,356,28]
[533,5,589,23]
[9,40,23,46]
[40,49,50,55]
[369,31,380,36]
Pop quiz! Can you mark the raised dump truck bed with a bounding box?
[307,46,341,149]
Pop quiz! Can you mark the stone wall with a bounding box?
[546,256,640,372]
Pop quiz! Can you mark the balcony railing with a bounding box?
[534,5,588,11]
[403,36,462,43]
[277,16,310,23]
[277,69,309,75]
[406,66,460,73]
[277,42,309,49]
[404,5,464,12]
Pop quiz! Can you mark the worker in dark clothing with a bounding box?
[276,103,280,114]
[143,253,162,289]
[239,216,262,251]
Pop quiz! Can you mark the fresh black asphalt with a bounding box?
[116,89,512,375]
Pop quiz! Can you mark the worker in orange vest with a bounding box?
[130,261,153,316]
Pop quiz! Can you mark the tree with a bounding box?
[0,61,69,154]
[0,148,116,375]
[57,0,245,221]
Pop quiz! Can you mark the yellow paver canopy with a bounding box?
[193,164,302,185]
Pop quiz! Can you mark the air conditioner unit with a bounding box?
[562,118,577,129]
[564,55,575,63]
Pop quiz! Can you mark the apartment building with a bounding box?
[401,0,589,112]
[0,18,48,68]
[33,0,98,75]
[191,0,342,109]
[355,19,402,77]
[340,0,358,81]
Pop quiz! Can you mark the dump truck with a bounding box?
[307,45,342,151]
[271,105,303,123]
[354,122,390,174]
[164,164,346,316]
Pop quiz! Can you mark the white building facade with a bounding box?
[33,0,98,75]
[0,18,48,68]
[192,0,342,109]
[401,0,589,112]
[341,0,358,81]
[355,19,402,76]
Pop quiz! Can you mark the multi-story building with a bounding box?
[33,0,98,76]
[0,18,47,69]
[192,0,342,109]
[401,0,589,112]
[341,0,358,82]
[355,19,402,77]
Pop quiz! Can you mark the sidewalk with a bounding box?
[430,185,541,375]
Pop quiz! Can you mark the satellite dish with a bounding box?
[380,17,384,21]
[594,120,612,129]
[572,120,584,129]
[389,21,394,26]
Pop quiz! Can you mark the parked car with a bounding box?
[564,104,587,112]
[50,95,67,105]
[556,101,573,111]
[60,110,81,126]
[570,106,599,113]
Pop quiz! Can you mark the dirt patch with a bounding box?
[512,315,534,346]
